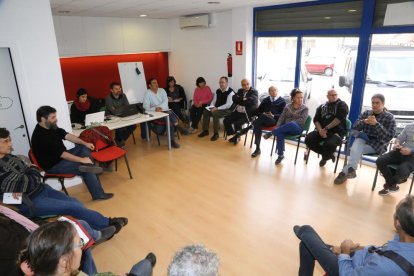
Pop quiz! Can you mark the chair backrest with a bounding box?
[303,116,312,132]
[95,139,110,151]
[28,149,44,172]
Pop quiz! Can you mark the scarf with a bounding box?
[73,99,91,112]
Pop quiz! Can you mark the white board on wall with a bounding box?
[118,62,147,103]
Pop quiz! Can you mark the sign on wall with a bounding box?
[236,41,243,55]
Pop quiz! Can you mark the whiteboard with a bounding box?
[118,62,147,104]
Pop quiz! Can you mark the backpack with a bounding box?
[79,126,115,147]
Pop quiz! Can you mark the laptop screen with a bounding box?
[85,111,105,126]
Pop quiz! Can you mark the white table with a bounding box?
[72,111,171,149]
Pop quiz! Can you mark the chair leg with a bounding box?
[224,130,227,140]
[115,159,118,171]
[294,138,301,165]
[244,132,248,146]
[305,149,310,164]
[58,177,69,195]
[271,136,276,157]
[132,132,136,145]
[409,175,414,195]
[124,155,133,179]
[250,132,254,149]
[334,143,343,173]
[372,168,379,191]
[176,128,180,140]
[156,134,161,146]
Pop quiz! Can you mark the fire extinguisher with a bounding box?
[227,53,232,78]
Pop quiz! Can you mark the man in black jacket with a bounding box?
[223,79,258,145]
[305,89,349,167]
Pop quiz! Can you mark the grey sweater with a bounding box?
[276,103,309,128]
[105,93,130,115]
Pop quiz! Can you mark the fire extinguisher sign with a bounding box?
[235,41,243,55]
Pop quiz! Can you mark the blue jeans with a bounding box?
[18,185,109,230]
[78,220,98,275]
[47,145,106,199]
[129,259,153,276]
[342,138,376,173]
[272,122,303,156]
[296,225,339,276]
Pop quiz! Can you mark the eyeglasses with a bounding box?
[73,238,85,249]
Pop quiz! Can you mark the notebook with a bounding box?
[85,111,105,126]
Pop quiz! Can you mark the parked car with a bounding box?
[334,46,414,133]
[304,56,335,76]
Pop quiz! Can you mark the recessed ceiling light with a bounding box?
[324,16,331,20]
[139,14,147,17]
[348,9,357,12]
[58,10,71,14]
[208,1,220,4]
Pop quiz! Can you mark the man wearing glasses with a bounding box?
[305,89,349,167]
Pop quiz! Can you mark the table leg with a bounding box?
[145,122,150,142]
[166,114,171,150]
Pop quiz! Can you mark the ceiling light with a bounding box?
[324,16,331,20]
[208,1,220,4]
[348,9,357,12]
[139,14,147,17]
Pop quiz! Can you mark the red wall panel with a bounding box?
[60,52,169,101]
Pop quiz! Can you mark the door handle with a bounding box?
[14,124,24,130]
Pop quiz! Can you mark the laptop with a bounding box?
[115,104,139,117]
[85,111,105,126]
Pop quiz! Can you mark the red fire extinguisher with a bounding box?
[227,53,232,78]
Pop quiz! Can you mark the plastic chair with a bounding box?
[372,164,414,195]
[271,115,312,164]
[90,140,133,179]
[28,149,74,195]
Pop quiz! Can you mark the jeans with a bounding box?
[376,150,414,186]
[78,220,99,275]
[305,131,342,160]
[202,109,232,133]
[47,145,106,199]
[342,138,376,173]
[129,259,153,276]
[18,185,109,230]
[115,125,137,143]
[252,114,277,148]
[223,111,249,135]
[295,225,339,276]
[272,122,303,156]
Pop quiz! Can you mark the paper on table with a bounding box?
[205,106,215,111]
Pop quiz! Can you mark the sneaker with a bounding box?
[319,159,327,167]
[210,133,219,141]
[347,167,357,179]
[251,148,261,158]
[171,140,180,149]
[198,130,209,138]
[334,172,347,185]
[275,155,285,165]
[79,165,103,174]
[263,132,273,140]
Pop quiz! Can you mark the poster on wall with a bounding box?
[117,62,147,104]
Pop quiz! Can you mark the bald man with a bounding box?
[305,89,349,167]
[224,79,258,145]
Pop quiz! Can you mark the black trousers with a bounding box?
[252,114,277,148]
[305,131,342,160]
[169,102,186,123]
[223,111,249,136]
[376,150,414,185]
[190,105,206,129]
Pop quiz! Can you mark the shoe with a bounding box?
[93,193,114,201]
[293,225,301,238]
[275,155,285,165]
[210,133,219,141]
[251,148,261,158]
[347,167,357,179]
[116,140,126,148]
[177,126,190,136]
[263,132,273,140]
[319,159,327,167]
[331,155,336,163]
[334,172,347,185]
[171,140,180,149]
[198,130,209,138]
[145,252,157,268]
[95,225,117,245]
[189,128,198,134]
[79,165,103,174]
[389,184,400,193]
[378,188,390,196]
[109,217,128,234]
[228,136,240,145]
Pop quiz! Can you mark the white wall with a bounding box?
[53,16,171,57]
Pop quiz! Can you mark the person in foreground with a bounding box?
[31,106,113,200]
[376,122,414,195]
[264,88,308,165]
[334,94,396,185]
[18,221,156,276]
[0,127,128,235]
[294,195,414,276]
[168,244,219,276]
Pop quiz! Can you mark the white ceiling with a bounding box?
[50,0,309,19]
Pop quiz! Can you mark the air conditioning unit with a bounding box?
[179,14,210,29]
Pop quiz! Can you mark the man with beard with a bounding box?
[31,106,113,200]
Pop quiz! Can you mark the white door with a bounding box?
[0,48,30,155]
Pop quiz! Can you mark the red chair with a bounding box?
[91,140,133,179]
[28,149,75,195]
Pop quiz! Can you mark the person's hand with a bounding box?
[330,246,341,255]
[340,240,360,255]
[12,192,22,200]
[197,103,202,108]
[85,143,94,151]
[400,147,412,156]
[365,115,378,125]
[319,128,328,138]
[155,107,162,112]
[168,97,173,102]
[80,157,94,164]
[210,107,218,112]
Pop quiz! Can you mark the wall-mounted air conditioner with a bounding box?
[179,14,210,29]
